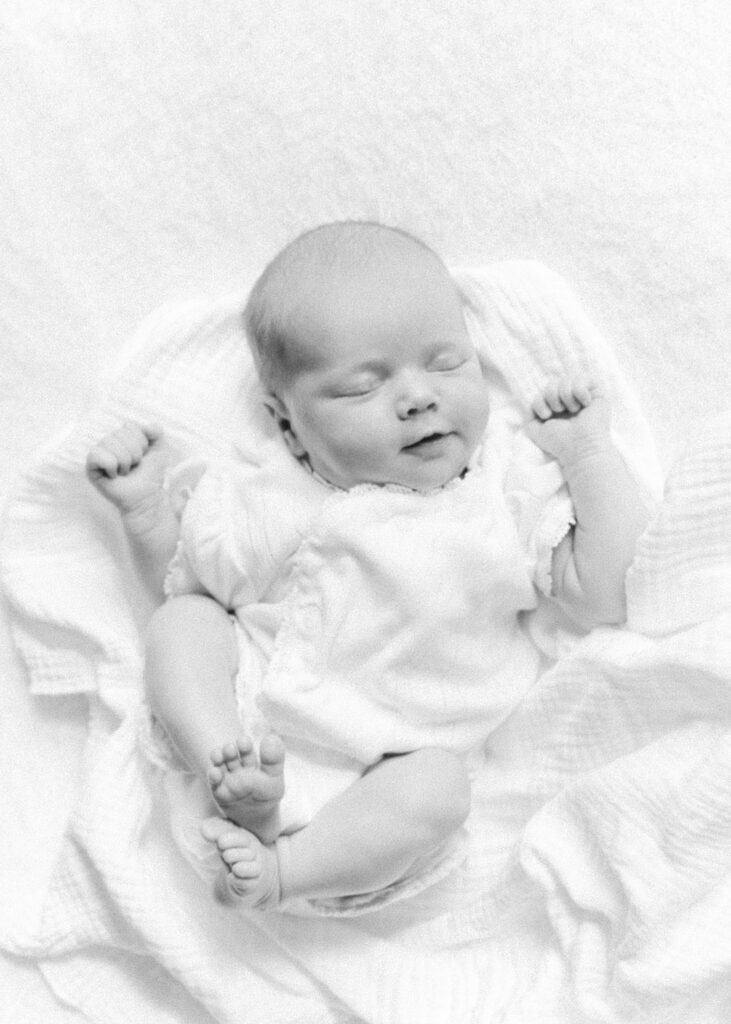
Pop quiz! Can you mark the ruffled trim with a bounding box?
[302,454,472,497]
[496,426,576,598]
[534,506,575,597]
[162,457,209,514]
[162,535,187,599]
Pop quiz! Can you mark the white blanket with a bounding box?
[2,262,730,1024]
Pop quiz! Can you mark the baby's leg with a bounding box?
[203,746,471,908]
[144,594,283,841]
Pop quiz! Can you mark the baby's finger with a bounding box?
[116,422,155,461]
[573,381,594,408]
[544,382,564,414]
[531,392,553,420]
[141,422,164,445]
[86,445,120,479]
[101,435,137,476]
[122,422,162,454]
[558,381,581,413]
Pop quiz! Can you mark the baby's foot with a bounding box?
[207,733,285,843]
[201,817,281,910]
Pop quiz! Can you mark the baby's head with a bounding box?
[244,221,490,491]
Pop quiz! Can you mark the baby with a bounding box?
[86,221,650,912]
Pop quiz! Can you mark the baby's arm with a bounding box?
[525,379,651,625]
[86,421,179,600]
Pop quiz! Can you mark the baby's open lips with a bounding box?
[402,431,452,451]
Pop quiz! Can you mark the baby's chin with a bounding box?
[388,440,474,491]
[317,441,474,492]
[376,456,469,492]
[391,467,466,492]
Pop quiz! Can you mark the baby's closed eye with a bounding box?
[332,375,382,398]
[427,345,474,372]
[430,356,465,372]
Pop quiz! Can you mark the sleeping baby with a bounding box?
[86,221,650,913]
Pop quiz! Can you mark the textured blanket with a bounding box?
[2,262,729,1024]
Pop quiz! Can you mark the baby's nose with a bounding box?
[396,375,439,418]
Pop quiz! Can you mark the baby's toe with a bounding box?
[259,733,285,774]
[216,826,255,851]
[221,741,243,770]
[222,846,255,868]
[235,735,256,764]
[210,746,228,769]
[231,860,260,880]
[200,816,231,842]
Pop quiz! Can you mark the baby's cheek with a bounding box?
[458,381,490,435]
[338,433,380,470]
[323,421,366,461]
[337,421,390,474]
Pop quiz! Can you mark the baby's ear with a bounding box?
[262,393,306,457]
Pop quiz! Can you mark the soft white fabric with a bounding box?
[3,263,730,1023]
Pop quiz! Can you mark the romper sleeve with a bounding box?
[163,458,270,611]
[163,446,327,612]
[503,431,576,597]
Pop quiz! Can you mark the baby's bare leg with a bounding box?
[203,747,471,908]
[145,595,240,774]
[144,594,283,841]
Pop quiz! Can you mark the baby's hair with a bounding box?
[243,220,447,393]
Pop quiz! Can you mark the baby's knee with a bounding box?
[397,748,471,840]
[147,593,223,640]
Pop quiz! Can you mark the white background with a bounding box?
[1,1,729,1018]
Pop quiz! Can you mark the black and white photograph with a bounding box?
[1,2,730,1022]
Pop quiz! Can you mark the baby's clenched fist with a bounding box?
[525,378,612,466]
[86,421,172,517]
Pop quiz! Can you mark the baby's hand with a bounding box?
[524,378,612,466]
[86,421,173,518]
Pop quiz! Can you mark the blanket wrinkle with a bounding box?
[1,262,729,1024]
[626,409,731,636]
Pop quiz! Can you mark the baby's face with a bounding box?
[273,253,490,491]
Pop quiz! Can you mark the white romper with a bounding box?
[150,414,574,912]
[164,416,571,790]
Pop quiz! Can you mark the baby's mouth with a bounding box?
[402,431,451,452]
